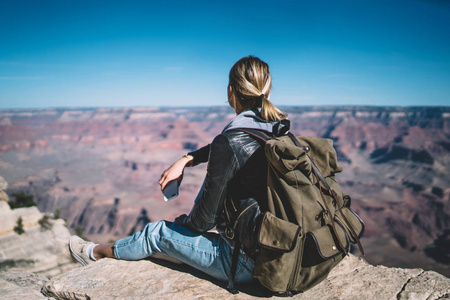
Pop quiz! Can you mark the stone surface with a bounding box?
[397,270,450,300]
[0,271,49,300]
[41,255,450,300]
[0,201,43,235]
[0,202,78,277]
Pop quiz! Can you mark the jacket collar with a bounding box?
[222,108,290,136]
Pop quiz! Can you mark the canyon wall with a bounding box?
[0,106,449,277]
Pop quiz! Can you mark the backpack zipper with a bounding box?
[235,201,257,223]
[225,201,258,239]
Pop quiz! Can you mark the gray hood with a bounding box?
[222,108,289,136]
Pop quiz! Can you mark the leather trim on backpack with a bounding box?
[301,222,349,268]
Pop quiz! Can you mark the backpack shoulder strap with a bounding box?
[227,240,241,294]
[224,127,270,294]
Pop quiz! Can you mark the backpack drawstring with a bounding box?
[313,168,349,255]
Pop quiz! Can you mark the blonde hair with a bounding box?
[229,56,287,121]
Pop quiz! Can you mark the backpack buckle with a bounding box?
[225,227,235,239]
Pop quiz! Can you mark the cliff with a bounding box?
[40,255,449,299]
[0,271,49,300]
[1,249,449,299]
[0,197,77,277]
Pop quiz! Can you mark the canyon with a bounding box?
[0,106,449,277]
[1,176,448,299]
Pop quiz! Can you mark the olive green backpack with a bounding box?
[226,129,364,296]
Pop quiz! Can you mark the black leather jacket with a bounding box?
[179,130,267,252]
[178,108,290,254]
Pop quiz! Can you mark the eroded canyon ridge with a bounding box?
[0,106,449,276]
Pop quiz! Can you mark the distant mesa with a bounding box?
[370,144,434,164]
[182,142,198,151]
[401,180,425,192]
[424,229,450,265]
[436,140,450,152]
[431,186,444,198]
[127,208,151,236]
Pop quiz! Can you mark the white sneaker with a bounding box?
[69,235,95,266]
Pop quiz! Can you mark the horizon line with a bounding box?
[1,104,449,111]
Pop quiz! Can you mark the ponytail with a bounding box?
[261,95,287,122]
[229,56,287,122]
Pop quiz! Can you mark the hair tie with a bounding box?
[254,94,265,108]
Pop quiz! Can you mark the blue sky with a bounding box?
[0,0,449,109]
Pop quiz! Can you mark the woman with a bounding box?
[69,55,289,286]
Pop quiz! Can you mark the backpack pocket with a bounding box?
[257,211,302,252]
[254,212,303,293]
[302,222,349,267]
[335,207,365,244]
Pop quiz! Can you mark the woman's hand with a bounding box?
[159,155,194,192]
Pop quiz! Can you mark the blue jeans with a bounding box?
[113,220,255,284]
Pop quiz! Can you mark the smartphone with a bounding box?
[163,180,179,202]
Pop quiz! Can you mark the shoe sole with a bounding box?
[69,237,88,266]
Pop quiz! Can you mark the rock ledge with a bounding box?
[41,254,450,299]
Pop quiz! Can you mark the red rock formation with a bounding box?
[0,106,449,276]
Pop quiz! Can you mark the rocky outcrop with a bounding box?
[0,177,74,299]
[0,201,43,235]
[0,201,77,277]
[0,271,49,300]
[40,255,449,300]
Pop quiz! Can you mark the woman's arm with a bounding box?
[187,144,211,166]
[159,144,210,191]
[159,154,193,191]
[177,135,238,232]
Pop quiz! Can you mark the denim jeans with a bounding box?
[113,220,255,284]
